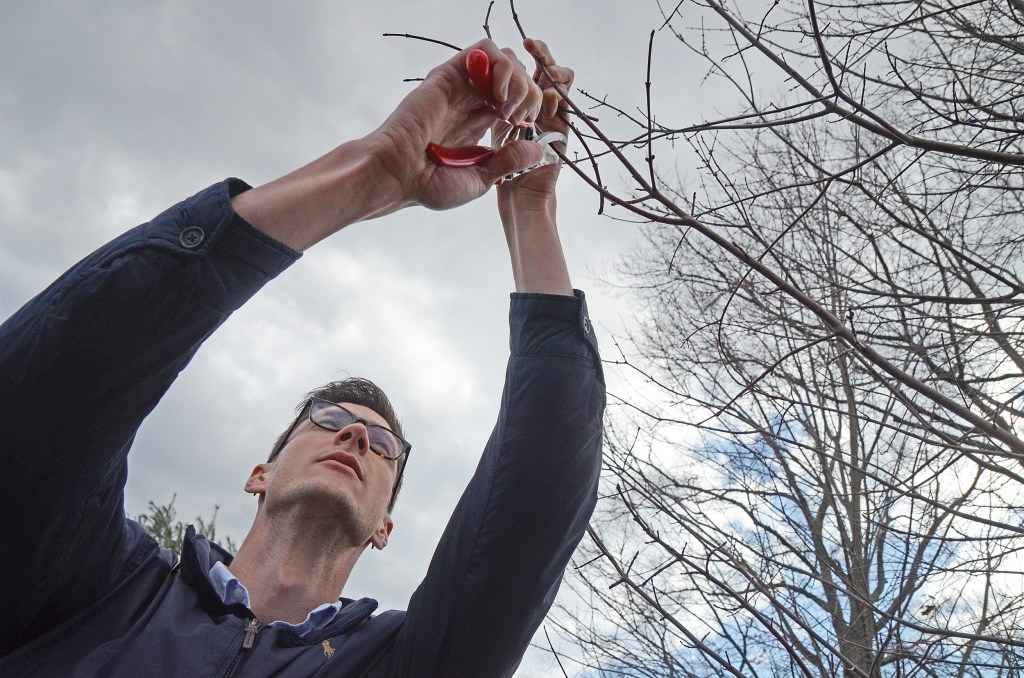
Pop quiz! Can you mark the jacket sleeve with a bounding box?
[385,291,605,677]
[0,179,299,656]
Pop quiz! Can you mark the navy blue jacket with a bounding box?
[0,180,604,676]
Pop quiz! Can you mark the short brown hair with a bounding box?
[268,378,407,511]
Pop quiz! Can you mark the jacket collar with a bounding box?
[178,525,379,645]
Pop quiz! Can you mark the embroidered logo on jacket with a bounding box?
[322,639,336,659]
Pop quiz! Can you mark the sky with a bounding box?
[0,1,715,674]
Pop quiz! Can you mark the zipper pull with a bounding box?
[241,618,261,650]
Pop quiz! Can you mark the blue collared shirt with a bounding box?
[209,561,345,637]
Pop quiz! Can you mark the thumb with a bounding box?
[478,140,544,185]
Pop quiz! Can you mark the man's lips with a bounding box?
[317,451,363,480]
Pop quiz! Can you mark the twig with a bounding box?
[483,1,495,40]
[543,626,571,677]
[382,33,461,51]
[645,30,657,191]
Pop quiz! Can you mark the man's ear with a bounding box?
[369,515,394,550]
[244,463,273,496]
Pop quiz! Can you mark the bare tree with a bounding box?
[506,1,1024,675]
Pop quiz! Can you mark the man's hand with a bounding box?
[368,39,546,211]
[496,39,575,296]
[232,39,546,252]
[496,38,574,219]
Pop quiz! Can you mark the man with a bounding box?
[0,37,604,677]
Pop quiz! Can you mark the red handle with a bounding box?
[425,49,502,168]
[427,142,496,168]
[466,49,498,110]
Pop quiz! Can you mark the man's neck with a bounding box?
[227,516,365,625]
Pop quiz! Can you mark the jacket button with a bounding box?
[583,316,592,334]
[179,226,205,249]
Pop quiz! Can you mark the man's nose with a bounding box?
[334,422,369,452]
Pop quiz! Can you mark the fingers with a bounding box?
[498,48,543,125]
[540,87,563,122]
[538,66,572,121]
[525,39,573,86]
[457,38,571,128]
[466,40,542,126]
[477,140,545,186]
[524,38,574,128]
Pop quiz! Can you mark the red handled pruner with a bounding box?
[426,49,566,177]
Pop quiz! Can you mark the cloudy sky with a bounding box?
[1,1,717,673]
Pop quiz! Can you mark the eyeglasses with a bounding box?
[269,397,412,509]
[306,397,411,461]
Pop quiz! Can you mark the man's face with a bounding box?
[247,402,398,548]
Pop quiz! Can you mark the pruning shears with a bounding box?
[426,49,566,179]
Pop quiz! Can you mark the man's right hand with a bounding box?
[232,39,546,252]
[368,39,546,211]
